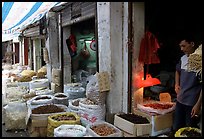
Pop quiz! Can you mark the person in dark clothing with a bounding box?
[173,35,202,132]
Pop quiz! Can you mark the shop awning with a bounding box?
[2,2,66,42]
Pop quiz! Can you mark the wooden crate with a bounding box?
[134,109,174,136]
[114,114,152,137]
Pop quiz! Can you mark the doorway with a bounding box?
[142,1,203,101]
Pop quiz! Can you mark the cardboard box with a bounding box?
[134,109,174,136]
[96,72,110,92]
[114,114,152,137]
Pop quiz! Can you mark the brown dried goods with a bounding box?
[35,96,51,100]
[36,72,46,78]
[52,115,76,121]
[55,94,67,98]
[118,114,149,124]
[72,100,80,106]
[32,104,65,114]
[91,124,116,136]
[81,99,96,105]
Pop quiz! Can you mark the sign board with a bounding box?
[96,71,110,92]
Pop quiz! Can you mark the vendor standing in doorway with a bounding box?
[173,34,202,132]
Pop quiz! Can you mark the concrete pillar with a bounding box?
[97,2,145,123]
[97,2,125,123]
[62,26,72,84]
[131,2,145,112]
[46,12,59,83]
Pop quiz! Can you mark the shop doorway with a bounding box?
[142,1,203,101]
[70,18,97,75]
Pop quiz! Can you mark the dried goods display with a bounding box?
[181,129,201,137]
[91,124,116,136]
[53,93,68,106]
[17,75,32,82]
[55,94,67,98]
[35,96,51,100]
[175,127,201,137]
[117,113,149,124]
[54,125,86,137]
[81,98,97,105]
[29,95,54,105]
[51,114,76,121]
[47,112,81,137]
[72,99,80,106]
[143,103,173,109]
[32,104,65,114]
[188,44,202,81]
[137,101,176,115]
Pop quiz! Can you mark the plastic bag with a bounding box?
[86,74,106,105]
[86,121,123,137]
[4,102,28,130]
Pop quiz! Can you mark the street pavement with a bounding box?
[1,116,29,137]
[1,123,29,137]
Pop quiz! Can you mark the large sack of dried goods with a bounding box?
[5,86,28,104]
[29,104,68,121]
[53,93,69,106]
[38,66,47,74]
[86,121,122,137]
[29,79,49,90]
[47,112,81,137]
[68,98,86,114]
[28,95,54,106]
[64,83,85,100]
[78,98,106,126]
[20,69,37,77]
[54,124,86,137]
[175,127,201,137]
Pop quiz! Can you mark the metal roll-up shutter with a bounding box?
[61,2,96,27]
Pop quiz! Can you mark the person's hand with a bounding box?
[175,84,180,94]
[191,104,200,118]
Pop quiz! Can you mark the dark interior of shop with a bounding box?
[144,1,203,101]
[67,18,96,82]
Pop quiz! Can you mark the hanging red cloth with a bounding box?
[66,34,77,57]
[139,31,160,64]
[68,34,77,52]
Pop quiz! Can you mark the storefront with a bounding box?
[23,23,46,71]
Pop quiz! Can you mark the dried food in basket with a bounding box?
[175,127,201,137]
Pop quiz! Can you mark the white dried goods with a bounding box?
[54,124,86,137]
